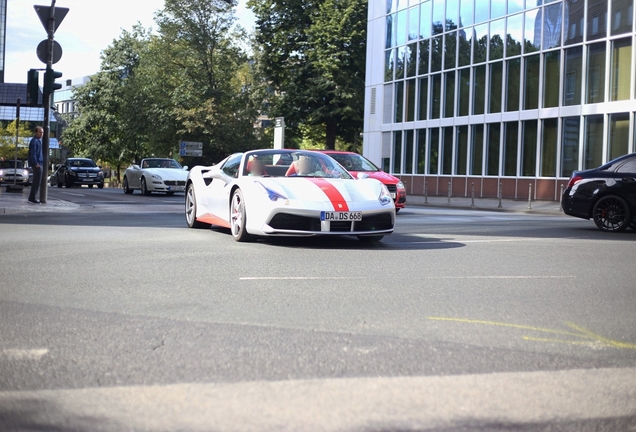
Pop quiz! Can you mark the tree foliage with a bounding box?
[248,0,367,149]
[62,0,262,173]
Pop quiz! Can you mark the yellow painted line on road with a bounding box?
[427,316,636,349]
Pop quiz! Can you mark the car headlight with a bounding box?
[22,170,29,177]
[0,170,4,176]
[379,184,392,206]
[255,181,288,203]
[151,174,162,180]
[396,181,405,191]
[98,171,104,178]
[69,170,77,176]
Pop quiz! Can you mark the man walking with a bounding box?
[28,126,44,204]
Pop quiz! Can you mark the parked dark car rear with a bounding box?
[561,153,636,232]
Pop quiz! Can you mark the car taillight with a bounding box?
[566,175,583,189]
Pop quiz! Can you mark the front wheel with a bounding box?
[56,178,62,188]
[97,183,104,189]
[123,177,133,194]
[185,183,210,229]
[592,195,631,232]
[141,177,151,196]
[65,176,73,188]
[88,184,94,188]
[230,189,253,242]
[166,191,175,196]
[357,235,384,242]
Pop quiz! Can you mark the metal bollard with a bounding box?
[471,182,475,208]
[447,181,451,205]
[497,182,503,208]
[559,184,564,212]
[528,183,532,210]
[424,181,428,204]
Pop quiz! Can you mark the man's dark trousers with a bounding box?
[29,167,42,202]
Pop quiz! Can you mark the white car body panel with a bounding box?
[124,158,189,194]
[186,150,395,238]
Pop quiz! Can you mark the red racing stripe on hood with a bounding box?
[306,178,349,211]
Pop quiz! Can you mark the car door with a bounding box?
[615,156,636,210]
[206,153,243,222]
[127,164,143,188]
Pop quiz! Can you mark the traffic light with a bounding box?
[27,69,40,106]
[43,69,63,96]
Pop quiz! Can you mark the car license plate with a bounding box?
[170,186,185,191]
[320,211,362,221]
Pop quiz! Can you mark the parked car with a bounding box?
[318,151,407,212]
[56,158,105,188]
[123,158,188,195]
[0,160,30,186]
[185,149,395,242]
[48,165,62,187]
[562,153,636,232]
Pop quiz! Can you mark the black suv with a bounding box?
[56,158,105,188]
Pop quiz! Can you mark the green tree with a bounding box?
[0,120,32,160]
[248,0,367,150]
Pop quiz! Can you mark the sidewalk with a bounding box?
[1,183,564,216]
[0,185,80,214]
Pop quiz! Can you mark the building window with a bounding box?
[385,49,394,82]
[542,3,563,50]
[444,31,457,69]
[473,24,488,63]
[446,0,459,30]
[584,115,604,170]
[473,64,486,114]
[586,42,606,104]
[458,31,471,67]
[561,117,580,178]
[504,121,519,176]
[541,118,558,177]
[458,68,470,116]
[405,130,414,173]
[563,46,583,106]
[444,71,455,118]
[471,124,484,176]
[456,125,468,175]
[522,120,538,177]
[416,129,427,174]
[432,0,444,34]
[524,54,540,110]
[418,40,430,75]
[608,112,630,161]
[506,13,523,57]
[394,81,404,123]
[420,0,432,39]
[524,8,540,54]
[408,5,419,41]
[393,131,403,174]
[430,74,442,119]
[489,61,503,113]
[396,46,406,79]
[429,128,440,174]
[459,0,474,27]
[418,77,428,120]
[475,0,489,24]
[543,51,560,108]
[610,38,632,101]
[442,126,454,174]
[489,18,505,61]
[406,43,417,77]
[406,79,416,122]
[431,35,443,72]
[506,58,521,112]
[587,0,607,41]
[486,123,501,176]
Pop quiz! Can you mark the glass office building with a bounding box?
[363,0,635,200]
[0,0,6,83]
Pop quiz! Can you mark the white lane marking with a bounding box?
[60,192,86,197]
[240,277,364,281]
[0,349,49,360]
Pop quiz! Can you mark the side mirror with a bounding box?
[183,166,189,170]
[132,164,140,170]
[357,172,369,179]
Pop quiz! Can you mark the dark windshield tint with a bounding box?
[68,159,97,168]
[0,160,23,169]
[328,153,380,172]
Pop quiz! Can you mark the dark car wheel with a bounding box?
[65,175,73,188]
[230,189,253,242]
[185,183,210,229]
[592,195,632,232]
[141,177,151,196]
[98,183,104,189]
[88,184,94,188]
[123,177,133,194]
[395,208,400,214]
[166,191,175,196]
[56,178,62,188]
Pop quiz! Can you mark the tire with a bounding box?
[97,183,104,189]
[185,183,210,229]
[123,177,133,194]
[592,195,631,232]
[230,189,253,242]
[65,175,73,188]
[357,235,384,242]
[88,184,94,188]
[141,177,151,196]
[166,191,175,196]
[395,208,400,214]
[56,178,62,188]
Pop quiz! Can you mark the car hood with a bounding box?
[145,168,189,180]
[69,166,101,172]
[254,176,385,205]
[348,170,400,184]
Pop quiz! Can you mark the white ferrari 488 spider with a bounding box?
[185,149,396,242]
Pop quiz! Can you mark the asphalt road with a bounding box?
[1,187,635,431]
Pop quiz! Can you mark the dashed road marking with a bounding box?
[427,317,636,349]
[0,349,49,360]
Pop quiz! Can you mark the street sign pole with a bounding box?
[39,0,56,204]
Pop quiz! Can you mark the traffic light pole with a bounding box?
[39,0,56,204]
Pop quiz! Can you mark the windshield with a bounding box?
[242,150,353,179]
[327,153,380,172]
[142,159,182,169]
[68,159,97,168]
[0,160,23,169]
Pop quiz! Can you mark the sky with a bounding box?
[4,0,256,84]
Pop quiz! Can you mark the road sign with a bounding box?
[179,141,203,150]
[36,40,62,64]
[34,5,69,34]
[180,149,203,157]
